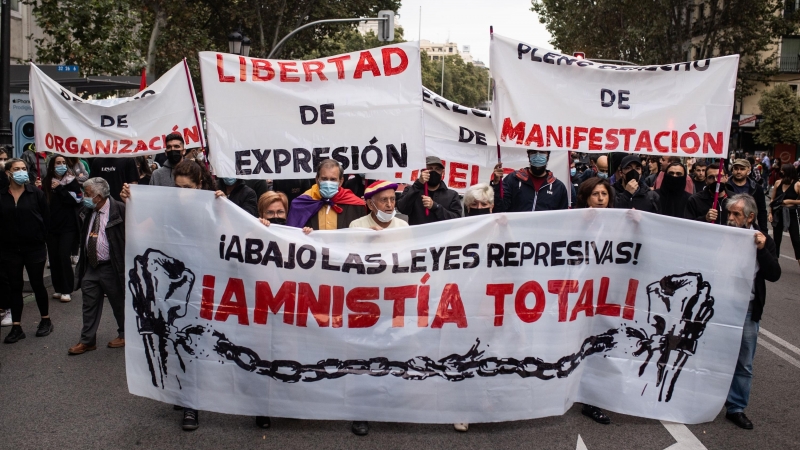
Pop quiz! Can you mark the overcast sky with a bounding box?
[397,0,554,66]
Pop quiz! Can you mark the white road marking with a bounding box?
[759,339,800,370]
[660,421,708,450]
[576,434,588,450]
[760,328,800,357]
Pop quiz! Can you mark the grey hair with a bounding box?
[463,183,494,209]
[84,177,111,199]
[729,193,757,219]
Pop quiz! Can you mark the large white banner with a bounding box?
[126,185,754,424]
[30,62,204,157]
[490,34,738,157]
[376,88,569,194]
[199,43,425,179]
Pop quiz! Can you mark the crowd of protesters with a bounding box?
[0,135,794,434]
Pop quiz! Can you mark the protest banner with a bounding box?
[489,34,739,157]
[373,88,570,195]
[126,185,754,424]
[30,61,204,157]
[199,43,425,179]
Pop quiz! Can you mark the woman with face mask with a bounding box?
[42,156,83,303]
[0,159,53,343]
[258,191,289,226]
[214,177,258,217]
[463,183,494,217]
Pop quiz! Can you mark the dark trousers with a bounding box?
[46,231,76,295]
[80,263,125,344]
[773,209,800,260]
[0,263,9,311]
[2,249,48,323]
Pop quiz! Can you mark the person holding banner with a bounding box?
[0,159,52,343]
[214,178,258,217]
[42,155,82,303]
[349,181,408,229]
[491,150,572,212]
[723,194,781,430]
[258,191,289,225]
[463,183,495,216]
[286,159,367,231]
[613,156,660,213]
[686,164,729,224]
[397,156,462,225]
[151,132,187,187]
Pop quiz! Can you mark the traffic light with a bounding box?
[573,52,585,60]
[377,10,395,42]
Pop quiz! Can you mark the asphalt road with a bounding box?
[1,229,799,450]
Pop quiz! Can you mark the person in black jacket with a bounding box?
[656,162,692,218]
[723,194,781,430]
[490,150,572,212]
[725,159,769,236]
[685,163,729,225]
[1,159,52,343]
[613,155,660,213]
[397,156,462,225]
[691,159,708,194]
[215,177,258,217]
[43,155,82,303]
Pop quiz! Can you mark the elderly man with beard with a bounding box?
[723,194,781,430]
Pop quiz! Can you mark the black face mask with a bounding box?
[662,174,686,194]
[427,170,442,187]
[167,151,183,165]
[706,181,722,193]
[269,217,287,225]
[530,166,547,177]
[467,207,491,217]
[624,169,641,183]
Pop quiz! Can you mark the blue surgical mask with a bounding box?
[222,177,237,186]
[529,154,548,168]
[319,180,339,199]
[598,172,609,180]
[11,171,29,185]
[570,168,577,176]
[83,196,96,209]
[55,165,68,176]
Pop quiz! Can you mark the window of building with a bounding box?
[791,84,798,93]
[781,37,800,72]
[449,47,453,52]
[10,0,19,10]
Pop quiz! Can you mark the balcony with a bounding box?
[779,56,800,73]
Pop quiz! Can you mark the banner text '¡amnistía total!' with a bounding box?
[214,47,409,83]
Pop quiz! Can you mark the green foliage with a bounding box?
[421,51,489,108]
[26,0,145,76]
[531,0,800,102]
[754,84,800,146]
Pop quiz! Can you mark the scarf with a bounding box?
[287,184,365,228]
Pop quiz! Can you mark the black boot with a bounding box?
[351,421,370,436]
[182,409,199,431]
[255,416,271,428]
[4,325,25,344]
[36,318,53,337]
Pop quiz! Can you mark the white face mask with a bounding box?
[195,152,206,162]
[373,207,396,223]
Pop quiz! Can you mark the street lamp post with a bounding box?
[0,0,12,148]
[228,29,251,57]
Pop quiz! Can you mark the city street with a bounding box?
[1,230,799,450]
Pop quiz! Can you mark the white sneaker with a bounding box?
[0,310,11,327]
[52,292,62,299]
[454,423,469,432]
[60,294,71,303]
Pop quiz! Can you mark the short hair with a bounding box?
[173,159,214,190]
[463,183,494,209]
[729,194,757,219]
[165,132,184,145]
[576,177,614,208]
[258,191,289,218]
[316,159,343,179]
[665,161,686,176]
[84,177,111,199]
[667,156,681,164]
[694,159,708,168]
[5,158,25,172]
[705,162,727,175]
[0,147,8,158]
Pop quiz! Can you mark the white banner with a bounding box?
[126,185,754,424]
[199,43,425,179]
[375,88,570,194]
[490,34,738,157]
[30,62,204,157]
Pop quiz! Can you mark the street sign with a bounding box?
[56,65,79,72]
[738,114,757,127]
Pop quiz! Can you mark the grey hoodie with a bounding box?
[150,159,176,187]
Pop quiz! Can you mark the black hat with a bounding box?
[620,155,643,170]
